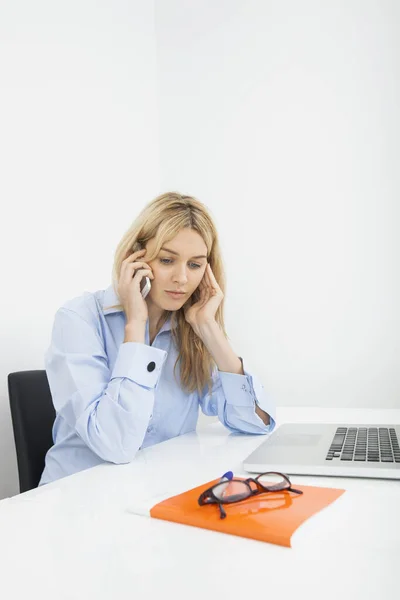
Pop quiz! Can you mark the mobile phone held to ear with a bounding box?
[140,276,151,299]
[133,242,151,299]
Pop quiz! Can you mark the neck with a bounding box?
[146,297,166,334]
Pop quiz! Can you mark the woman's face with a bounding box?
[144,227,208,310]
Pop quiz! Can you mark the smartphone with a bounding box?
[133,242,152,299]
[140,276,151,299]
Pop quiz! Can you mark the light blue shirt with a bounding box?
[40,285,276,485]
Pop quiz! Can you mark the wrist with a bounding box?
[196,319,218,338]
[124,321,146,343]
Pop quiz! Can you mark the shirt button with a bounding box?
[241,384,246,391]
[147,361,156,372]
[147,425,154,434]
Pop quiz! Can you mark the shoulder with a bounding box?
[48,290,110,353]
[57,289,107,326]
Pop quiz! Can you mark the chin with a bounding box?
[164,296,188,309]
[164,298,186,307]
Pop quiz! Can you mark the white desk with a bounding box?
[0,408,399,600]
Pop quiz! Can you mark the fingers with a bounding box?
[120,249,154,286]
[205,263,216,285]
[204,264,222,295]
[200,269,213,293]
[120,249,146,272]
[197,281,209,308]
[126,248,146,261]
[200,264,212,287]
[132,268,153,287]
[198,274,210,300]
[124,261,154,276]
[126,264,154,286]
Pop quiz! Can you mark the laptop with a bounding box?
[243,422,400,480]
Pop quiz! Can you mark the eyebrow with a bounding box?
[160,246,207,259]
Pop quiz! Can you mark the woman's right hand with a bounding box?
[117,249,154,324]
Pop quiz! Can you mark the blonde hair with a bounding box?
[111,192,228,397]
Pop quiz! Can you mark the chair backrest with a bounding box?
[8,370,56,493]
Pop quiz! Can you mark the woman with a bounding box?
[40,192,275,485]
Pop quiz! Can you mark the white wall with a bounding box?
[155,1,400,407]
[0,0,160,499]
[1,0,400,501]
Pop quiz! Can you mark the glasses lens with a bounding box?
[212,480,250,503]
[256,472,290,491]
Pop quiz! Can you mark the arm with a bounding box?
[45,307,167,464]
[184,263,275,434]
[197,320,272,425]
[197,320,276,434]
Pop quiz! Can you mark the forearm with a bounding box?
[196,320,270,426]
[79,377,153,462]
[196,320,243,374]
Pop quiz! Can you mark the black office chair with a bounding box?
[8,370,56,493]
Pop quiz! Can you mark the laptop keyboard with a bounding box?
[326,427,400,463]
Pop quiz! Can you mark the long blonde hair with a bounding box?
[111,192,228,397]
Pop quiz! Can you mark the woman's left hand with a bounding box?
[184,263,224,331]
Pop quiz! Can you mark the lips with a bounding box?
[165,291,186,300]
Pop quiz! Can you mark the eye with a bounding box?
[159,258,202,269]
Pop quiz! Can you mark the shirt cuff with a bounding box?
[111,342,167,388]
[219,357,276,420]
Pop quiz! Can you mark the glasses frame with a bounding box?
[198,471,303,519]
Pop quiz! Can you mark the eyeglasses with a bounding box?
[198,472,303,519]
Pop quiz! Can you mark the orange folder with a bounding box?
[150,477,345,548]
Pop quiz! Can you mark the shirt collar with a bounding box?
[102,285,122,315]
[102,284,174,333]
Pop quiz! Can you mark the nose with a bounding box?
[172,265,189,286]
